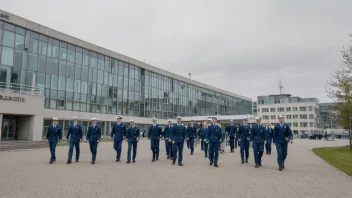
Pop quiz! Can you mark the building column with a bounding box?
[107,121,111,136]
[0,114,3,141]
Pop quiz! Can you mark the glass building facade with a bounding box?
[0,20,251,121]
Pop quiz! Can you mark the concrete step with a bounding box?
[0,141,50,152]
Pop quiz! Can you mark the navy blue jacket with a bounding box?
[46,125,62,142]
[148,124,162,140]
[225,124,237,138]
[111,122,126,141]
[198,127,208,140]
[126,126,140,142]
[273,123,293,144]
[170,123,187,143]
[238,124,251,142]
[187,125,197,138]
[86,125,102,142]
[207,124,222,143]
[265,127,273,140]
[250,124,266,143]
[163,125,173,139]
[66,124,83,142]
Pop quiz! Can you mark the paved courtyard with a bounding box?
[0,139,351,198]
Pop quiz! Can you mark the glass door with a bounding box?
[1,119,10,139]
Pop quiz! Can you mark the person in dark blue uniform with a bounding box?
[207,116,222,167]
[238,117,251,164]
[273,115,294,171]
[187,120,197,155]
[265,123,273,155]
[225,120,237,153]
[235,124,240,149]
[126,119,140,163]
[110,115,126,162]
[163,119,173,159]
[199,121,209,158]
[250,117,267,168]
[86,118,101,164]
[66,116,83,164]
[170,116,187,166]
[148,118,162,162]
[46,118,62,164]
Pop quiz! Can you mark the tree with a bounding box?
[327,34,352,151]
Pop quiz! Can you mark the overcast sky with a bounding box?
[3,0,352,102]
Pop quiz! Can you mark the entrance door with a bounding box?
[1,119,16,139]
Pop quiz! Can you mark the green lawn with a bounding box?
[312,146,352,176]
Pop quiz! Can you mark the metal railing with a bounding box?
[0,82,43,96]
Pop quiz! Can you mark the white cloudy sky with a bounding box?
[3,0,352,102]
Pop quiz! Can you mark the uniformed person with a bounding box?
[86,118,101,164]
[199,121,209,158]
[250,117,266,168]
[273,115,293,171]
[46,118,62,164]
[198,123,204,151]
[126,119,140,163]
[66,116,83,164]
[238,117,251,164]
[265,123,273,155]
[148,118,162,162]
[225,120,237,153]
[235,124,240,149]
[163,119,173,159]
[110,115,126,162]
[187,120,197,155]
[207,116,222,167]
[170,116,187,166]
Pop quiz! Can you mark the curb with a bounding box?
[309,149,352,181]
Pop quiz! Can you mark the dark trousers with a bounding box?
[253,142,264,165]
[49,141,58,161]
[169,142,174,158]
[165,140,170,156]
[235,138,238,148]
[150,139,160,160]
[173,142,184,163]
[113,139,123,159]
[127,141,137,161]
[203,142,208,157]
[229,136,235,151]
[276,143,288,167]
[68,141,80,161]
[89,140,99,161]
[208,141,220,164]
[265,138,272,153]
[187,139,190,149]
[189,137,195,153]
[201,140,204,150]
[240,140,249,161]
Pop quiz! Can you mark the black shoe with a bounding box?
[67,160,72,164]
[152,159,155,162]
[279,167,283,171]
[178,162,183,166]
[259,163,262,167]
[133,160,136,163]
[53,159,56,162]
[245,159,248,163]
[241,161,244,164]
[126,160,131,163]
[204,156,207,158]
[156,155,159,161]
[210,161,213,166]
[75,159,79,162]
[167,156,169,159]
[170,157,173,160]
[214,164,218,167]
[49,161,53,164]
[255,164,259,168]
[191,152,193,155]
[116,158,120,162]
[282,164,285,169]
[91,161,95,164]
[172,160,176,165]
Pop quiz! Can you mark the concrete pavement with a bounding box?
[0,139,351,198]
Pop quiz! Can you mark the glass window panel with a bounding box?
[113,74,117,87]
[28,53,38,71]
[83,50,89,66]
[88,67,93,81]
[76,52,82,64]
[109,73,113,86]
[51,75,58,89]
[102,85,108,97]
[47,58,59,75]
[15,34,24,50]
[3,30,15,48]
[16,27,26,35]
[58,76,66,90]
[39,41,47,56]
[105,60,110,72]
[0,66,11,85]
[80,103,86,111]
[4,23,15,32]
[67,62,74,78]
[81,66,88,80]
[52,39,60,46]
[104,72,108,85]
[38,56,46,72]
[60,48,67,60]
[68,50,75,63]
[75,64,81,80]
[39,35,48,42]
[28,38,38,54]
[81,81,87,94]
[129,79,135,91]
[123,77,128,89]
[124,65,128,77]
[59,60,66,77]
[67,78,74,91]
[25,71,36,87]
[90,54,97,68]
[97,84,102,96]
[74,80,80,93]
[1,46,14,66]
[14,49,23,68]
[98,59,104,70]
[92,68,97,82]
[30,31,39,39]
[118,75,123,88]
[0,30,2,45]
[45,74,50,88]
[91,83,96,95]
[123,90,128,100]
[47,44,52,58]
[81,94,87,102]
[98,70,103,84]
[52,45,59,58]
[50,100,57,109]
[36,72,45,89]
[66,91,73,110]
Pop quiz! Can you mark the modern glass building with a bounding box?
[0,9,251,141]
